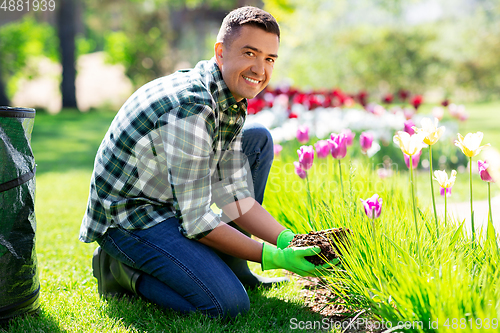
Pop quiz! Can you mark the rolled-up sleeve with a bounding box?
[160,104,221,240]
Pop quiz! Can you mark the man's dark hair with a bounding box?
[217,6,280,47]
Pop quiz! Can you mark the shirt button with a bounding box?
[229,119,234,125]
[232,104,238,109]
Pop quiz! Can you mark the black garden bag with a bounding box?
[0,106,40,323]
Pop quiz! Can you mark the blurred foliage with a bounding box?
[266,0,500,102]
[84,0,245,86]
[0,17,59,98]
[2,0,500,103]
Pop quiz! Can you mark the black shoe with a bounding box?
[92,247,141,297]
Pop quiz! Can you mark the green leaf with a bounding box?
[383,234,419,268]
[449,219,465,248]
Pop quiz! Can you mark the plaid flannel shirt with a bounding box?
[79,58,252,242]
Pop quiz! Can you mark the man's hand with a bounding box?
[276,229,296,249]
[261,243,337,277]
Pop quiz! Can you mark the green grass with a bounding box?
[263,101,500,333]
[2,100,500,332]
[1,110,330,333]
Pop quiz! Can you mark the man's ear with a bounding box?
[214,42,224,67]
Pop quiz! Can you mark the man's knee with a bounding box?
[243,123,274,153]
[219,292,250,319]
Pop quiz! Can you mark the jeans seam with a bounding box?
[120,228,225,317]
[102,232,136,266]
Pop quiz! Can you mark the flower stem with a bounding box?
[371,209,376,243]
[488,182,493,225]
[410,156,420,258]
[338,159,344,200]
[444,188,447,227]
[429,146,439,238]
[306,173,313,225]
[469,157,475,242]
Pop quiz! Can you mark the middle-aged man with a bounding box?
[80,6,334,319]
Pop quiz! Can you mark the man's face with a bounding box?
[215,25,279,102]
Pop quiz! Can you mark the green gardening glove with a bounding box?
[276,229,296,249]
[261,243,335,277]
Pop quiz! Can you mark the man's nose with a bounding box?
[251,59,265,76]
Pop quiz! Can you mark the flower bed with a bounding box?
[261,89,500,331]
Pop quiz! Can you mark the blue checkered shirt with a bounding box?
[79,59,251,242]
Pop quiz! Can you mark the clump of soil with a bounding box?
[288,228,351,266]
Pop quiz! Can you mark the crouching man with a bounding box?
[79,6,333,319]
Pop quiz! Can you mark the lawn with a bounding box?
[2,100,500,332]
[2,110,328,333]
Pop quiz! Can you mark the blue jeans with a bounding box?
[97,122,274,319]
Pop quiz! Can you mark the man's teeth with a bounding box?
[244,76,259,84]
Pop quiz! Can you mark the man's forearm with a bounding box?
[221,197,286,245]
[197,222,263,262]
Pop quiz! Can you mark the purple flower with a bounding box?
[341,129,356,146]
[328,133,347,159]
[404,119,415,135]
[360,132,374,154]
[440,187,452,198]
[360,194,383,219]
[404,150,422,169]
[293,161,307,179]
[297,145,314,170]
[314,140,331,158]
[478,160,495,182]
[273,144,283,157]
[296,125,309,144]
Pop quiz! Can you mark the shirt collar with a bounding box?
[208,58,248,114]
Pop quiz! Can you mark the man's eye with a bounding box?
[246,52,255,57]
[267,58,275,63]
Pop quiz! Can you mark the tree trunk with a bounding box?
[0,66,9,106]
[57,0,77,109]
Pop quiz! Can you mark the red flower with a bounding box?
[356,90,369,107]
[382,93,393,104]
[441,99,450,107]
[398,89,410,101]
[410,95,423,110]
[247,98,266,114]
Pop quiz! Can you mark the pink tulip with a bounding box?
[328,133,347,159]
[293,161,307,179]
[478,160,495,182]
[273,144,283,157]
[359,132,374,153]
[296,125,309,143]
[314,140,331,158]
[360,194,383,219]
[404,119,415,135]
[341,129,356,146]
[440,187,452,197]
[404,150,422,169]
[297,145,314,170]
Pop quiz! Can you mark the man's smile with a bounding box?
[243,75,261,85]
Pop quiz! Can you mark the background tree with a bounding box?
[58,0,77,108]
[0,66,8,106]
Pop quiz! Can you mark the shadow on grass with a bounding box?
[100,287,325,333]
[0,309,64,333]
[31,110,116,176]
